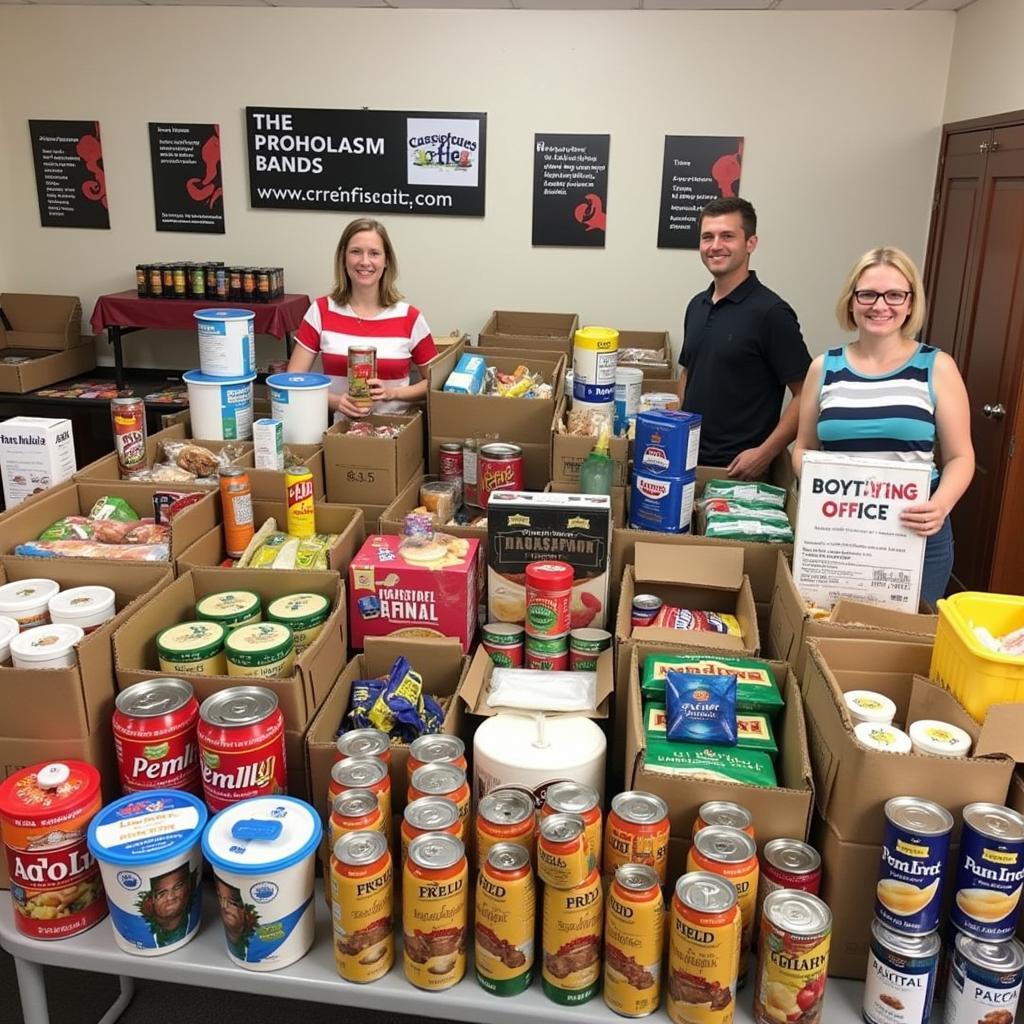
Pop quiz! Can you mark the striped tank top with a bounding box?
[817,342,938,476]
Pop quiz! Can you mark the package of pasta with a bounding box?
[700,479,788,510]
[665,671,738,745]
[642,737,777,787]
[646,606,742,635]
[642,653,784,718]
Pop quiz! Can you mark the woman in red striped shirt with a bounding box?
[287,218,437,419]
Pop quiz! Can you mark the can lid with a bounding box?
[218,467,248,479]
[157,621,226,660]
[333,789,379,820]
[525,560,574,591]
[266,372,331,390]
[487,843,530,873]
[871,918,941,958]
[88,790,208,866]
[196,591,261,623]
[0,759,101,818]
[908,719,973,757]
[0,578,60,611]
[202,796,322,874]
[955,932,1024,973]
[478,443,523,459]
[698,800,752,832]
[538,812,585,844]
[116,678,195,718]
[693,824,757,864]
[48,586,115,620]
[334,829,388,867]
[10,623,85,662]
[193,308,256,321]
[481,622,525,644]
[854,722,913,754]
[224,623,293,661]
[763,889,832,936]
[336,728,390,761]
[544,782,599,816]
[885,796,954,836]
[844,689,897,724]
[182,369,257,386]
[409,735,465,766]
[410,762,465,797]
[963,802,1024,842]
[200,687,278,727]
[675,872,737,913]
[404,796,460,831]
[478,789,535,826]
[615,863,661,893]
[331,756,388,790]
[612,791,668,826]
[764,838,821,875]
[408,831,464,871]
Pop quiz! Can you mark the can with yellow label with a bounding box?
[605,791,670,885]
[476,789,536,871]
[542,865,603,1005]
[475,843,535,997]
[285,467,316,538]
[543,782,602,876]
[603,863,664,1017]
[538,813,592,889]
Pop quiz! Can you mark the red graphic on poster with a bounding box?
[711,139,743,198]
[76,124,107,209]
[186,126,223,209]
[574,193,606,233]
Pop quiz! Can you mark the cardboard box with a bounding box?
[459,645,614,719]
[0,417,77,507]
[802,637,1015,845]
[112,567,347,733]
[323,412,424,506]
[305,636,469,821]
[546,481,626,530]
[430,434,553,494]
[551,428,629,488]
[478,310,579,359]
[380,473,487,543]
[615,330,673,379]
[0,292,82,350]
[0,337,96,394]
[625,646,813,845]
[176,500,365,577]
[769,553,937,680]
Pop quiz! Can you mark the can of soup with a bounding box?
[542,864,603,1004]
[604,791,670,885]
[863,918,940,1024]
[477,443,524,507]
[538,813,592,889]
[603,863,664,1017]
[944,931,1024,1024]
[481,622,525,668]
[475,842,535,996]
[407,735,467,776]
[334,727,392,768]
[408,764,470,842]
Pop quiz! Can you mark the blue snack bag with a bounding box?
[665,670,738,745]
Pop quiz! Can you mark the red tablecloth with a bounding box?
[90,291,312,340]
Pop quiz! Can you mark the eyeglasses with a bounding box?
[853,289,912,307]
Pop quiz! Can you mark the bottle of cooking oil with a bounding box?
[579,419,613,496]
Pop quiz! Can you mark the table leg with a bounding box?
[13,955,50,1024]
[96,975,135,1024]
[110,326,125,390]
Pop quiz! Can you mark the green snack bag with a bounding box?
[88,496,139,522]
[702,514,794,545]
[701,479,787,510]
[642,737,778,787]
[645,701,779,760]
[641,654,784,718]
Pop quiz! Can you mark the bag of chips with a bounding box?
[666,671,738,745]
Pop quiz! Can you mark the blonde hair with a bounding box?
[330,218,403,307]
[835,246,926,338]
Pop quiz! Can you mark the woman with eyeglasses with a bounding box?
[793,246,974,605]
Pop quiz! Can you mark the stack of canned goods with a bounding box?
[865,796,1024,1024]
[135,262,285,302]
[523,560,574,670]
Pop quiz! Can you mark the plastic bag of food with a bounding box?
[701,514,794,545]
[642,739,777,787]
[15,539,169,561]
[486,668,598,713]
[700,479,788,510]
[88,496,139,522]
[37,516,95,542]
[646,607,742,636]
[666,671,738,745]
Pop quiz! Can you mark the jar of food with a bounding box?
[0,578,60,630]
[48,586,116,635]
[156,621,227,676]
[224,623,295,679]
[10,623,85,670]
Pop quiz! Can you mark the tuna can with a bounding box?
[113,678,201,796]
[408,764,470,842]
[87,789,207,956]
[525,633,569,672]
[631,594,663,629]
[266,593,330,655]
[202,796,322,971]
[330,829,394,983]
[224,622,295,680]
[755,838,821,945]
[0,760,106,940]
[195,590,262,630]
[182,369,255,441]
[481,622,525,668]
[635,409,702,476]
[630,469,697,534]
[401,797,461,869]
[475,842,536,996]
[334,727,391,768]
[604,791,670,885]
[347,346,377,410]
[329,756,392,845]
[944,931,1024,1024]
[863,918,940,1024]
[477,443,524,508]
[876,795,954,936]
[525,561,574,640]
[476,789,536,871]
[156,620,227,677]
[542,864,603,1004]
[330,789,386,848]
[268,372,331,445]
[568,628,611,671]
[542,782,602,876]
[408,735,467,776]
[538,812,592,889]
[614,366,644,437]
[951,802,1024,941]
[285,467,316,539]
[572,326,619,406]
[693,800,755,839]
[603,863,665,1017]
[194,309,256,378]
[403,832,469,991]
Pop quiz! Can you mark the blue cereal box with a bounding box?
[629,470,696,533]
[635,410,702,476]
[443,353,487,395]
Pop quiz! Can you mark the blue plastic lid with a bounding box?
[183,369,257,386]
[193,309,256,321]
[202,796,322,875]
[266,373,331,390]
[87,790,208,867]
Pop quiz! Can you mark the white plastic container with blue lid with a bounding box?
[87,789,208,956]
[202,796,322,971]
[267,372,331,445]
[182,369,256,441]
[194,309,256,378]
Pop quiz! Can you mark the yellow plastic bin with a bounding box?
[931,592,1024,722]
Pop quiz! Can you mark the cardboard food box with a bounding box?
[459,645,614,719]
[380,473,487,543]
[0,417,77,508]
[348,533,479,653]
[305,636,469,822]
[802,637,1016,845]
[176,500,365,577]
[546,481,626,530]
[0,292,82,351]
[486,490,613,632]
[625,647,813,845]
[794,452,931,612]
[615,329,673,379]
[478,310,579,359]
[323,412,424,506]
[769,552,936,680]
[0,336,96,394]
[551,426,629,488]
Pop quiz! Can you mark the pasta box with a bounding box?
[348,533,480,653]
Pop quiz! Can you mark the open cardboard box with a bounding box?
[76,433,253,487]
[305,636,469,822]
[323,412,424,506]
[478,310,578,359]
[624,646,813,845]
[175,500,365,577]
[802,636,1015,845]
[615,329,673,379]
[459,645,614,719]
[551,425,629,488]
[380,473,487,544]
[769,553,936,679]
[0,292,82,350]
[0,336,96,393]
[431,432,554,493]
[546,481,626,530]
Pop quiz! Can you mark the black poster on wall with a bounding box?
[657,136,744,249]
[29,120,110,229]
[149,123,225,233]
[532,133,610,247]
[246,107,486,216]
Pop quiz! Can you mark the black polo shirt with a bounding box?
[679,271,810,467]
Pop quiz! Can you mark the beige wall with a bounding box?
[0,7,953,370]
[944,0,1024,124]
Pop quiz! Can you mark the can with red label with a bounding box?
[113,678,201,796]
[439,443,464,508]
[525,634,569,672]
[196,687,287,812]
[111,397,147,479]
[348,346,377,410]
[525,561,574,640]
[0,760,107,940]
[478,443,524,507]
[481,622,525,668]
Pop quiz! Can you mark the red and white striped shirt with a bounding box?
[294,296,437,414]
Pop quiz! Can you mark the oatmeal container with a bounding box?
[224,622,295,679]
[195,591,262,631]
[48,586,116,634]
[266,593,330,654]
[156,621,227,677]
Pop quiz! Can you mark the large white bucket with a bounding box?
[183,369,256,441]
[194,309,256,378]
[267,373,331,445]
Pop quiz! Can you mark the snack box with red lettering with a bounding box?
[348,533,479,653]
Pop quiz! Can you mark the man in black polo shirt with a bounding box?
[677,197,810,478]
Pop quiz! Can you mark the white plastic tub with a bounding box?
[267,373,331,445]
[183,370,256,441]
[0,578,59,630]
[10,623,85,669]
[49,586,116,634]
[0,615,18,665]
[194,309,256,378]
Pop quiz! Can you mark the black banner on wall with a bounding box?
[246,107,486,217]
[29,120,110,229]
[657,136,744,249]
[149,123,225,234]
[532,133,610,247]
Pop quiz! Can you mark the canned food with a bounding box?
[329,756,392,845]
[348,346,377,409]
[113,678,201,796]
[162,264,175,296]
[220,467,254,559]
[403,832,469,991]
[111,397,147,478]
[285,467,316,539]
[195,590,262,630]
[603,863,664,1017]
[752,890,831,1024]
[631,594,663,629]
[525,561,573,640]
[876,796,954,936]
[215,266,230,302]
[408,764,470,842]
[173,264,187,299]
[945,931,1024,1024]
[401,797,461,868]
[330,830,394,983]
[863,918,940,1024]
[951,802,1024,941]
[256,268,271,302]
[755,838,821,946]
[538,813,592,889]
[438,443,463,509]
[475,843,535,996]
[462,437,480,509]
[242,268,256,302]
[542,782,602,876]
[481,622,525,668]
[667,872,741,1024]
[136,264,149,297]
[542,865,603,1005]
[265,593,330,654]
[604,791,670,884]
[229,267,243,301]
[334,727,392,767]
[224,622,295,680]
[476,789,536,871]
[156,620,226,677]
[694,800,755,839]
[330,789,386,848]
[189,264,206,300]
[568,628,612,671]
[148,265,164,297]
[525,633,569,672]
[477,442,524,507]
[407,735,467,776]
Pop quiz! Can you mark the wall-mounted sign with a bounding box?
[29,120,110,229]
[657,136,744,249]
[149,123,225,234]
[532,133,610,247]
[246,107,486,217]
